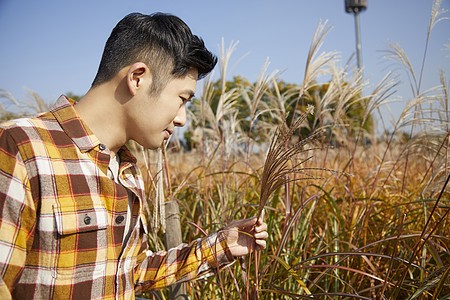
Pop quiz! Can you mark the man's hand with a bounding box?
[222,217,268,257]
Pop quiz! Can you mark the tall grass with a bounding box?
[139,2,449,298]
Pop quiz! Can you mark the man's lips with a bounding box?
[164,129,173,139]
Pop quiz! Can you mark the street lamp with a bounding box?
[345,0,367,70]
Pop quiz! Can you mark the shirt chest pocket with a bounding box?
[52,202,109,277]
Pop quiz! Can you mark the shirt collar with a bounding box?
[51,95,100,152]
[50,95,136,165]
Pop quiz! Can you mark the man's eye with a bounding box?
[180,97,188,103]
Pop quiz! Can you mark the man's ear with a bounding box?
[126,62,151,96]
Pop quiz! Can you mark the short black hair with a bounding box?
[92,12,217,94]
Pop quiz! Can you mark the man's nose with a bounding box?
[173,105,186,127]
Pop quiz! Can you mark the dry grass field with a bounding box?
[138,88,448,299]
[134,5,449,298]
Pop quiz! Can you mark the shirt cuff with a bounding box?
[199,231,235,269]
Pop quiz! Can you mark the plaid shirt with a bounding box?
[0,96,234,299]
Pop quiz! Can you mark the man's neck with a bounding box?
[74,82,129,158]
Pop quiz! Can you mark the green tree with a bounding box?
[185,77,373,150]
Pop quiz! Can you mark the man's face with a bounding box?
[126,68,197,149]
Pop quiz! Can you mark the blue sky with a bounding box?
[0,0,449,126]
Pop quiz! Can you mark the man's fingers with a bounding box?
[254,231,268,239]
[238,217,258,228]
[254,222,267,233]
[255,239,266,250]
[232,217,267,231]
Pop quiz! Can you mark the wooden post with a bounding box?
[164,200,188,299]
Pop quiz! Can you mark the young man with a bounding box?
[0,13,268,299]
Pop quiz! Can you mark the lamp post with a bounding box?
[345,0,367,70]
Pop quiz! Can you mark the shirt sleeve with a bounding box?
[0,128,37,298]
[134,230,235,291]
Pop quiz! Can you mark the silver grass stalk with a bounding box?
[0,102,5,121]
[290,20,338,129]
[257,105,321,218]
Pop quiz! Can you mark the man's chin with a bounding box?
[132,138,162,150]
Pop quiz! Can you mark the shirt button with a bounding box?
[116,215,125,224]
[84,215,91,225]
[99,144,106,150]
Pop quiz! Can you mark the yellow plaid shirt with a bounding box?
[0,96,234,299]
